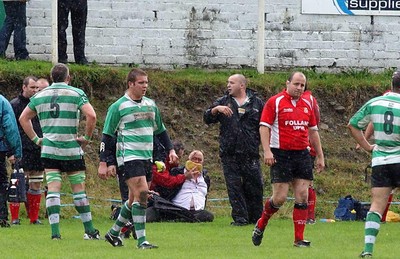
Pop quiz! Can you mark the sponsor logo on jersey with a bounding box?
[285,120,309,131]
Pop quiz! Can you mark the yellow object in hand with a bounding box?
[185,160,203,172]
[154,161,165,172]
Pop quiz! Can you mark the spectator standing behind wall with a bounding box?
[58,0,88,65]
[0,0,29,60]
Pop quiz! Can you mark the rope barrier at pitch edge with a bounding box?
[56,192,400,208]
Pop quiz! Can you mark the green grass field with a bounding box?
[1,215,399,259]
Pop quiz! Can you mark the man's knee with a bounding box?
[294,203,308,210]
[46,171,62,184]
[67,172,86,185]
[139,191,148,206]
[28,172,44,189]
[272,190,288,206]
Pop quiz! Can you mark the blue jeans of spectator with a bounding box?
[0,1,29,60]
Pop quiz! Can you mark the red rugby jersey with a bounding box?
[302,90,320,156]
[260,90,318,150]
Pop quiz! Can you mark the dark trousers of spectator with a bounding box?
[0,152,9,221]
[221,155,264,224]
[58,0,88,63]
[0,1,29,60]
[146,202,214,223]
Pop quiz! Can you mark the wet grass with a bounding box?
[0,216,399,258]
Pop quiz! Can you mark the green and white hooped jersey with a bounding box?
[28,83,89,160]
[349,92,400,166]
[103,93,166,166]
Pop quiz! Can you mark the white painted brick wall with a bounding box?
[1,0,399,71]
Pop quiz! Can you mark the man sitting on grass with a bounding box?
[147,150,214,223]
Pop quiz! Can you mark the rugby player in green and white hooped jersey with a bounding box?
[19,63,100,241]
[98,68,178,249]
[348,70,400,258]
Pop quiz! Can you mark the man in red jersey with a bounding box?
[302,89,321,225]
[252,71,324,248]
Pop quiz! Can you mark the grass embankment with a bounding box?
[0,60,398,219]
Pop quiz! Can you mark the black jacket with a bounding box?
[203,88,264,159]
[10,93,42,152]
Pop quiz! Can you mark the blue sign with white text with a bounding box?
[302,0,400,15]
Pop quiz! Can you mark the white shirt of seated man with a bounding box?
[172,150,208,211]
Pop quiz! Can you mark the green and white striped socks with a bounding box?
[73,191,95,234]
[46,192,61,237]
[363,211,381,254]
[109,201,131,236]
[132,202,146,246]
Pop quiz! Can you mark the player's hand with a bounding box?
[367,144,376,153]
[98,162,109,180]
[76,136,90,149]
[263,150,276,166]
[315,155,325,173]
[107,165,117,177]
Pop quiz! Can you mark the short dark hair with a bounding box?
[392,71,400,89]
[23,76,38,86]
[126,68,147,86]
[50,63,69,83]
[173,140,185,153]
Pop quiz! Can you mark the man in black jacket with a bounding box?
[9,76,44,225]
[204,74,265,226]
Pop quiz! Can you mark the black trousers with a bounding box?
[58,0,87,62]
[221,155,264,224]
[0,152,9,220]
[146,195,214,223]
